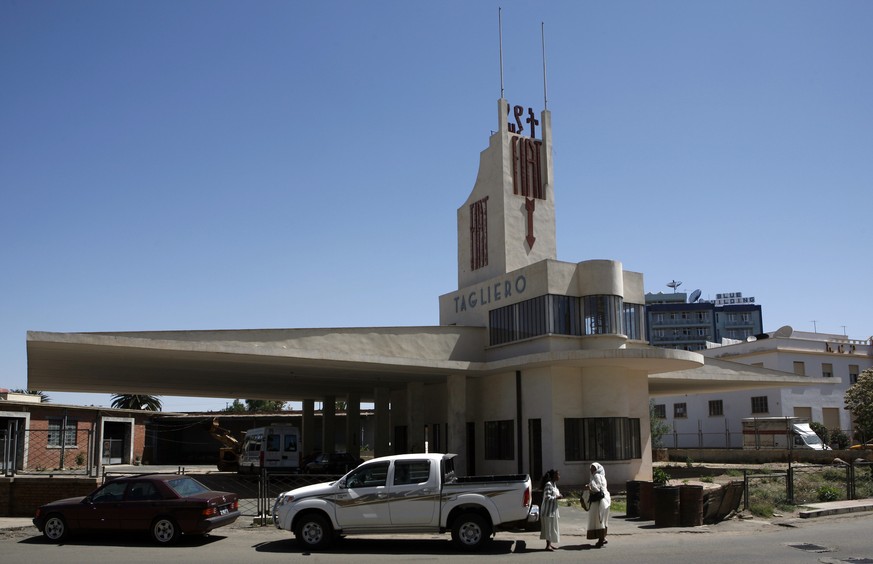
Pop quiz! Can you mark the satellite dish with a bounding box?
[773,325,793,338]
[666,280,682,293]
[688,289,701,303]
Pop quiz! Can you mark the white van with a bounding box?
[741,417,830,450]
[239,425,302,473]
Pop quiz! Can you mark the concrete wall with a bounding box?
[0,477,100,517]
[666,448,873,464]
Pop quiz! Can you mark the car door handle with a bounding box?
[422,488,433,494]
[377,493,388,499]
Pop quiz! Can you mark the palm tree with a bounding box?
[111,394,163,411]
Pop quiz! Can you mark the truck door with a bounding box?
[263,429,283,469]
[388,459,438,525]
[335,461,391,528]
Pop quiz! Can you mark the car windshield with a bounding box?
[166,476,211,497]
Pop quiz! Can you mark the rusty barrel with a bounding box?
[625,480,642,518]
[680,484,704,526]
[654,485,681,527]
[638,480,655,520]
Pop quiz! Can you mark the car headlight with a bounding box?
[276,494,295,506]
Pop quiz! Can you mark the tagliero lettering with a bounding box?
[453,275,527,313]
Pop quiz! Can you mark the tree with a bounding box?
[11,389,50,402]
[223,399,246,413]
[809,421,829,445]
[221,399,285,413]
[650,400,670,448]
[111,394,163,411]
[844,368,873,443]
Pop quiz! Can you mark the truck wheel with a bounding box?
[294,513,333,550]
[451,512,492,551]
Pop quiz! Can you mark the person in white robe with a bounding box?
[585,462,610,548]
[539,469,562,550]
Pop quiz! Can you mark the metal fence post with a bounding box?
[743,469,749,511]
[848,462,855,500]
[786,467,794,505]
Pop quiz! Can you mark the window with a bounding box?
[346,462,390,488]
[822,363,833,378]
[266,434,281,452]
[583,295,623,335]
[393,460,431,485]
[47,419,77,447]
[564,417,641,461]
[653,404,666,419]
[470,197,488,270]
[751,396,769,414]
[284,434,298,452]
[551,295,582,336]
[709,400,724,417]
[793,361,805,376]
[484,420,514,460]
[849,365,860,385]
[674,403,687,418]
[622,302,644,340]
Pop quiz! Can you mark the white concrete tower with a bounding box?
[456,99,556,289]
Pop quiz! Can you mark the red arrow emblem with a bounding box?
[525,198,536,249]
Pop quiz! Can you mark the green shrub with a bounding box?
[830,429,849,449]
[817,485,840,502]
[653,467,671,485]
[75,452,86,466]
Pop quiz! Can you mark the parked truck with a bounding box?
[239,425,302,473]
[272,452,537,551]
[741,417,830,450]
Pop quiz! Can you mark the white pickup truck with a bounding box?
[273,452,537,551]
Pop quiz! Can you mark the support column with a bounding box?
[374,387,390,457]
[447,374,467,475]
[346,392,361,459]
[302,400,316,459]
[322,396,336,454]
[406,382,425,453]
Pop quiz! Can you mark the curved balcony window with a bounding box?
[583,295,623,336]
[622,302,645,340]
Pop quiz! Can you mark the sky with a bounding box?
[2,1,871,412]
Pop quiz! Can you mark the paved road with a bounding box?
[3,507,872,564]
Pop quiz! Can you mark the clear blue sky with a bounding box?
[2,1,871,412]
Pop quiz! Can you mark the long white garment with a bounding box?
[586,463,610,536]
[540,481,561,543]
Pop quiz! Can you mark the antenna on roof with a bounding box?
[666,280,682,293]
[498,7,505,99]
[541,22,548,110]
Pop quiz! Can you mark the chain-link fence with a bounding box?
[100,467,341,519]
[1,428,95,476]
[661,426,861,450]
[742,461,873,514]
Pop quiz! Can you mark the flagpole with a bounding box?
[499,7,505,99]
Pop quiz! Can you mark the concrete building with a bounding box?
[653,326,872,448]
[646,291,764,351]
[25,98,816,485]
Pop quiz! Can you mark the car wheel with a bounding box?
[451,512,492,551]
[294,513,333,550]
[151,516,181,544]
[43,514,68,541]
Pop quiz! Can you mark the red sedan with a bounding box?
[33,474,239,544]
